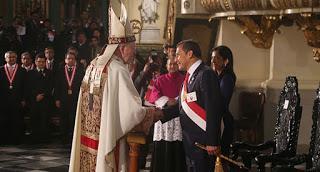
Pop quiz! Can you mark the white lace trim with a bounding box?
[153,117,183,141]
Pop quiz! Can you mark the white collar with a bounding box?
[187,59,202,81]
[47,59,54,63]
[66,64,75,68]
[37,67,44,72]
[7,63,17,68]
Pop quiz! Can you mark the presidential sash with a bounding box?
[181,84,207,131]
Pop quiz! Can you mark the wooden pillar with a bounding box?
[127,132,146,172]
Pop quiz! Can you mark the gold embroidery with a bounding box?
[81,145,98,155]
[79,68,108,171]
[80,150,97,172]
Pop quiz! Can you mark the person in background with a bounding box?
[54,52,84,143]
[160,40,224,172]
[134,52,165,101]
[0,51,27,144]
[149,57,186,172]
[211,45,236,158]
[73,31,90,68]
[28,53,53,142]
[21,52,34,72]
[44,47,58,74]
[89,36,102,61]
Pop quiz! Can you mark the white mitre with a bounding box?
[95,2,136,66]
[83,2,136,87]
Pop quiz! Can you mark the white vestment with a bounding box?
[69,45,147,172]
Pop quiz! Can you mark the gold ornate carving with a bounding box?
[130,19,142,34]
[164,0,176,44]
[271,0,320,8]
[295,14,320,48]
[201,0,271,13]
[201,0,320,13]
[234,15,282,48]
[313,48,320,63]
[201,0,320,59]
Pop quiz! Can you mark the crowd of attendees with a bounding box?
[0,12,107,144]
[0,11,173,146]
[0,12,106,67]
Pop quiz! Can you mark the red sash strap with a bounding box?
[181,73,207,131]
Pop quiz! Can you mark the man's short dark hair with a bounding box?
[177,39,201,58]
[35,53,46,60]
[45,46,54,51]
[65,52,76,59]
[21,52,31,58]
[67,46,78,55]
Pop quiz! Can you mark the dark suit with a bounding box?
[73,42,91,63]
[28,69,54,141]
[54,65,84,137]
[217,71,236,156]
[162,63,223,172]
[0,65,27,144]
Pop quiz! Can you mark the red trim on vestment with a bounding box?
[80,135,99,150]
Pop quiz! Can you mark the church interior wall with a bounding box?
[217,20,320,147]
[125,0,169,44]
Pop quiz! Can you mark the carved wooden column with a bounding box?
[127,132,146,172]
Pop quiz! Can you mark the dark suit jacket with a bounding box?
[27,69,54,105]
[73,42,91,62]
[54,65,84,105]
[0,65,27,107]
[162,63,223,156]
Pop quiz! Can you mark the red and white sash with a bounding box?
[65,65,77,92]
[181,84,207,131]
[4,64,18,89]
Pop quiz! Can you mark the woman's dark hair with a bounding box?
[211,45,236,82]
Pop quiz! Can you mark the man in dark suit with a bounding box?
[28,53,54,142]
[54,52,84,142]
[0,51,27,144]
[44,47,59,75]
[73,31,90,68]
[161,40,223,172]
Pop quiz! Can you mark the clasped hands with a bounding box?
[146,107,163,122]
[134,107,163,134]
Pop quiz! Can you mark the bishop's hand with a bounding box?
[133,107,164,134]
[149,107,163,122]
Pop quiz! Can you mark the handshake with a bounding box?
[134,107,164,134]
[146,107,164,122]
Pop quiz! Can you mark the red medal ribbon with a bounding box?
[65,65,76,90]
[4,64,18,87]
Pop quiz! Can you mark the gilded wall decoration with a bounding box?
[234,15,282,48]
[200,0,320,60]
[164,0,176,44]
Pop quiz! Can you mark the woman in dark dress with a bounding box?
[211,45,237,156]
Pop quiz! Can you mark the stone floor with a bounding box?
[0,141,305,172]
[0,143,70,172]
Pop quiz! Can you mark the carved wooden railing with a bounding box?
[127,132,146,172]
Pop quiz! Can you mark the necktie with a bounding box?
[184,72,190,92]
[47,62,52,70]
